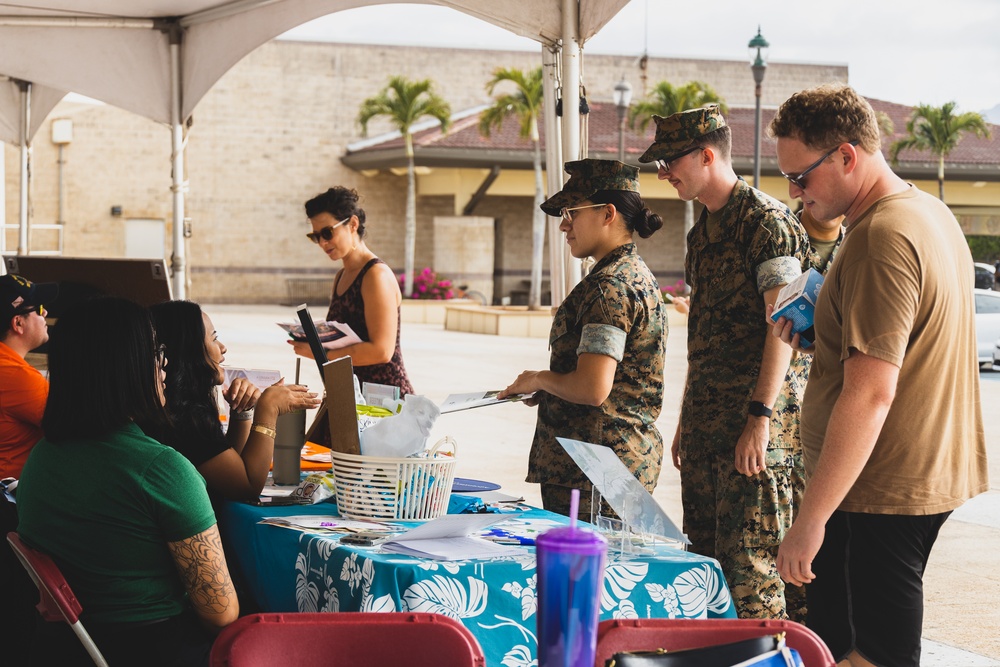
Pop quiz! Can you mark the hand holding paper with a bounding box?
[439,391,534,414]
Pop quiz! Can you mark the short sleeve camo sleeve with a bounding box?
[748,207,805,294]
[574,278,632,362]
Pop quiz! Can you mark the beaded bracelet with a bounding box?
[251,423,277,439]
[231,409,254,421]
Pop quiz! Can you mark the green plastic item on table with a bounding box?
[357,404,394,418]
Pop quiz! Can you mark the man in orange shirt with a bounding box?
[1,272,57,663]
[1,274,56,479]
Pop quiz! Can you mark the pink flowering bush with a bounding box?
[399,267,455,300]
[660,279,687,301]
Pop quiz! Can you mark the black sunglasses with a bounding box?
[15,304,44,316]
[305,217,350,244]
[654,146,704,172]
[154,343,167,365]
[782,140,859,190]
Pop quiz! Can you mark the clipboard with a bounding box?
[323,356,361,455]
[295,303,329,378]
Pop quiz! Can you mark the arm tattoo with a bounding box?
[168,526,236,617]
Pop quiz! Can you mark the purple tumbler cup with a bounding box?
[536,490,608,667]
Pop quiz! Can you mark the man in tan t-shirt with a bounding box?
[767,85,989,667]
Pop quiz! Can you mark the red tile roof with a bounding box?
[345,98,1000,173]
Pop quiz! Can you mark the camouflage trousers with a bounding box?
[679,442,806,621]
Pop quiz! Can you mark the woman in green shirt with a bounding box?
[17,296,239,667]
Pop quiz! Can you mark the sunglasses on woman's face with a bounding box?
[305,217,350,244]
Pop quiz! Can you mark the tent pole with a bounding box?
[542,45,565,306]
[1,139,5,259]
[169,34,187,299]
[17,80,30,256]
[560,0,581,292]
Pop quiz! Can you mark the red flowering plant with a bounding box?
[398,267,455,300]
[660,279,687,302]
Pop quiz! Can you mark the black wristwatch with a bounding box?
[748,401,773,418]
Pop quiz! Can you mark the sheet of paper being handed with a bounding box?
[496,379,541,406]
[766,303,814,354]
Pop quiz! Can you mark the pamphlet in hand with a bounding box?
[223,367,282,392]
[770,268,825,348]
[439,390,534,414]
[381,514,520,560]
[277,319,362,350]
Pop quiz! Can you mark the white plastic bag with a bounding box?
[359,394,440,457]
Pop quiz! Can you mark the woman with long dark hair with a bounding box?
[17,296,239,666]
[149,300,320,501]
[499,159,668,517]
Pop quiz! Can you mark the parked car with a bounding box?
[974,262,996,290]
[976,289,1000,365]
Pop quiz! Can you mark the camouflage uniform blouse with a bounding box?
[526,243,667,490]
[682,179,807,453]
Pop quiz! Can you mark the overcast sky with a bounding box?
[281,0,1000,119]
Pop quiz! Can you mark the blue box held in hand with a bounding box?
[770,268,824,347]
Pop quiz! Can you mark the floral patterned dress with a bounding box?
[326,257,414,396]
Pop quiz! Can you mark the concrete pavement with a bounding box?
[211,304,1000,665]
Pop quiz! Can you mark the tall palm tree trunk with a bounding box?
[938,156,945,201]
[404,134,416,297]
[529,120,545,310]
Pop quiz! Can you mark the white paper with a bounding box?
[381,514,519,560]
[223,367,282,391]
[439,390,533,414]
[772,269,812,313]
[259,515,394,532]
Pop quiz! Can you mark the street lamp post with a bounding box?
[748,27,769,189]
[613,76,633,163]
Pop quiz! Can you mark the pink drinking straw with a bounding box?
[569,488,579,531]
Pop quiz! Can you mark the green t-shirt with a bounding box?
[17,422,216,624]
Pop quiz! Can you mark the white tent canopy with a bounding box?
[0,0,630,297]
[0,77,65,146]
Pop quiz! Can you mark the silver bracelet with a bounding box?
[231,409,254,421]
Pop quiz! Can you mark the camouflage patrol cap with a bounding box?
[540,159,639,217]
[637,105,728,164]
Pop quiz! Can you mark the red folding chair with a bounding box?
[210,612,486,666]
[595,618,836,666]
[6,532,110,667]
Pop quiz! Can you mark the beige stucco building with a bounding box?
[3,40,998,304]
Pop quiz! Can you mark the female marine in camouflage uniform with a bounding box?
[499,159,667,516]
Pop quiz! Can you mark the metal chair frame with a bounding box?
[6,531,110,667]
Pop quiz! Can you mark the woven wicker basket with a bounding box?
[330,437,457,521]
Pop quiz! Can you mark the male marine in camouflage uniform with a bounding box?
[499,159,667,518]
[639,106,808,618]
[771,208,843,623]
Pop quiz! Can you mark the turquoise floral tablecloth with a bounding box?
[218,500,734,667]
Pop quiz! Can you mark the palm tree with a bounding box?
[629,81,727,274]
[479,67,545,310]
[358,76,451,297]
[889,102,991,201]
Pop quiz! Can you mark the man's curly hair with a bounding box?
[768,84,881,154]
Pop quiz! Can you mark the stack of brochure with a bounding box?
[381,514,520,561]
[277,320,362,350]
